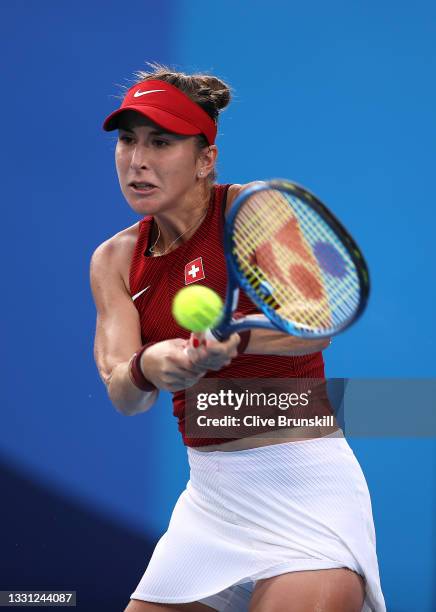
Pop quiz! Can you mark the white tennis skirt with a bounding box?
[131,432,386,611]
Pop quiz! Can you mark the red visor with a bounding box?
[102,79,217,145]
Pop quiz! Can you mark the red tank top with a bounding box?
[129,183,325,446]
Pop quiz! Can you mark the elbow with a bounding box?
[106,382,135,416]
[109,393,137,417]
[101,364,141,416]
[102,373,131,415]
[98,360,159,416]
[105,380,129,415]
[107,381,158,417]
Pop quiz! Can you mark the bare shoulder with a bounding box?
[90,222,140,295]
[225,181,266,214]
[91,222,139,265]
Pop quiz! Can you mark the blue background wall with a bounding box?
[1,1,435,610]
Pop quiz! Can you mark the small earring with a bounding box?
[199,170,204,177]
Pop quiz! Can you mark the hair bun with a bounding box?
[132,62,232,122]
[196,76,232,112]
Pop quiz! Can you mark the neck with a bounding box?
[150,182,212,255]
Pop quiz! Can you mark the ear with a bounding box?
[197,145,218,179]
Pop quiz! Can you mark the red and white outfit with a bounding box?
[127,184,386,611]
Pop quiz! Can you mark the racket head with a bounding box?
[224,179,370,338]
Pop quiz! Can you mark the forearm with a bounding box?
[244,328,331,355]
[106,360,159,416]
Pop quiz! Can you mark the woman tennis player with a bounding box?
[90,63,386,612]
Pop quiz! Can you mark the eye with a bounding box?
[153,138,170,148]
[118,134,134,144]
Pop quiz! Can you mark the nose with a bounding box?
[130,143,150,170]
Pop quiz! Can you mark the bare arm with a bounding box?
[90,237,159,416]
[90,235,241,416]
[244,326,330,355]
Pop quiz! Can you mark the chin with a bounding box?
[129,201,159,217]
[124,192,161,216]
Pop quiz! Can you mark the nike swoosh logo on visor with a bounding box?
[132,285,151,301]
[133,89,166,97]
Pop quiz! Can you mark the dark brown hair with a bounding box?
[125,62,233,182]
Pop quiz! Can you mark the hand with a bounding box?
[186,333,240,372]
[139,338,215,393]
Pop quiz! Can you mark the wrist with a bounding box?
[129,343,157,391]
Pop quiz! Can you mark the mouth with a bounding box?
[129,181,158,193]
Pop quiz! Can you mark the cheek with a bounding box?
[115,147,129,177]
[164,149,197,179]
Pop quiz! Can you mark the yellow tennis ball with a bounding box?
[172,285,224,333]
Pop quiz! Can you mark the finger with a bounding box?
[183,345,209,368]
[170,349,207,372]
[185,345,211,367]
[200,342,228,358]
[165,362,206,378]
[179,365,209,379]
[205,361,231,371]
[184,363,210,376]
[202,339,238,359]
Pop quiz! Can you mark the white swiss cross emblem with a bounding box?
[185,257,205,285]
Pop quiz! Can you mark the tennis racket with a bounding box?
[186,179,370,354]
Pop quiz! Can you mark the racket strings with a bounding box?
[287,195,360,314]
[234,195,324,325]
[235,195,330,330]
[240,192,360,324]
[232,189,362,333]
[244,192,360,329]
